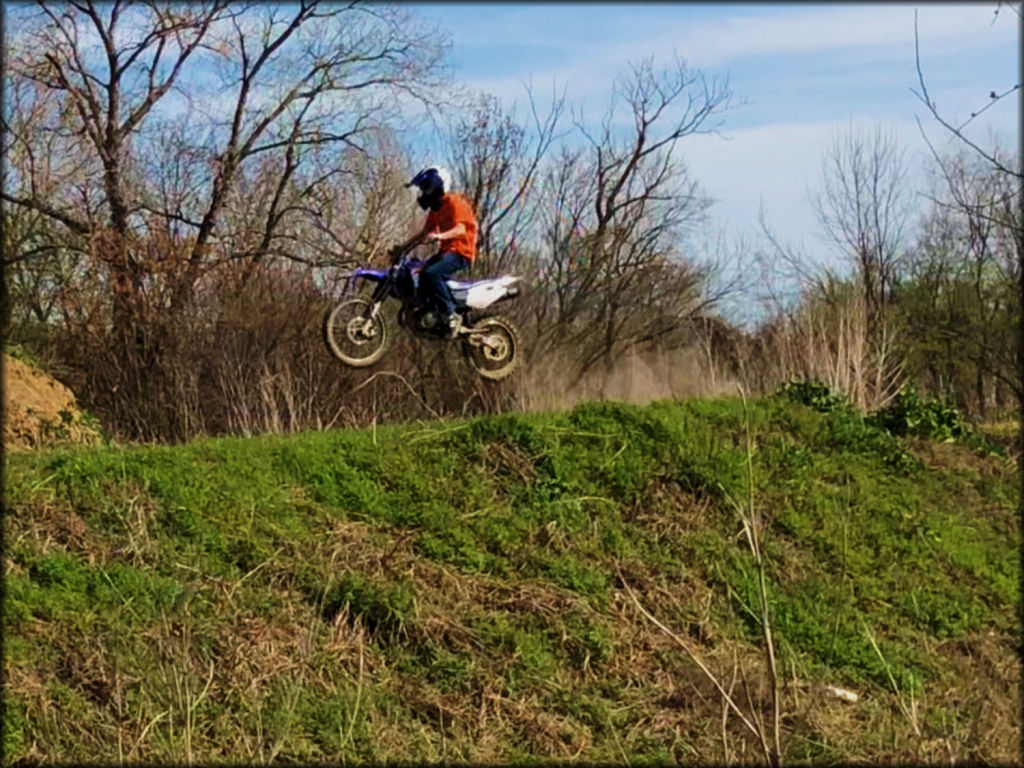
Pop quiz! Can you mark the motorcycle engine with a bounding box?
[418,310,438,330]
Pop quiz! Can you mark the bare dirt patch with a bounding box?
[3,353,102,451]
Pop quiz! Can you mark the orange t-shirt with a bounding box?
[424,193,477,261]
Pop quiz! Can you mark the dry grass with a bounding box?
[235,517,793,762]
[931,632,1022,762]
[7,504,1018,763]
[619,390,784,766]
[523,345,740,413]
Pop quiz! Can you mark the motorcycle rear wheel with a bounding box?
[323,299,389,367]
[462,316,520,380]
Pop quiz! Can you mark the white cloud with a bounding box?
[680,114,992,253]
[646,3,1016,68]
[685,120,835,246]
[426,4,1014,66]
[451,3,1018,111]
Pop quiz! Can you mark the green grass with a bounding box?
[3,395,1020,763]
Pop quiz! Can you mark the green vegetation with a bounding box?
[3,342,46,369]
[3,396,1019,763]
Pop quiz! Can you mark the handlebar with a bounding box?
[388,244,412,266]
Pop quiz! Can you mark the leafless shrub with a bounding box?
[740,281,903,411]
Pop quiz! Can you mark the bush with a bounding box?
[779,379,920,474]
[780,378,852,414]
[869,387,968,442]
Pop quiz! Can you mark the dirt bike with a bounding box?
[323,247,523,380]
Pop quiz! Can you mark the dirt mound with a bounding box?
[3,354,103,451]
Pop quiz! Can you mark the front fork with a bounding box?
[356,277,390,336]
[358,300,383,337]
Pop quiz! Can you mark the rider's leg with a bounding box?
[420,252,468,333]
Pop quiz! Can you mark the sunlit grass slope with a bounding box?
[4,396,1019,763]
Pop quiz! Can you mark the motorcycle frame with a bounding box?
[343,255,452,335]
[339,251,518,341]
[344,255,426,300]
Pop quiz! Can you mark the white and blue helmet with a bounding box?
[407,166,452,210]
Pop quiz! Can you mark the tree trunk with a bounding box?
[974,368,986,418]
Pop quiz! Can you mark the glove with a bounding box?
[387,245,404,264]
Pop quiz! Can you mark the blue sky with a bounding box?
[412,2,1020,265]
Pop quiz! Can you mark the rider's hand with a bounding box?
[387,245,404,264]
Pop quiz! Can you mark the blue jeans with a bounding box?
[419,251,469,316]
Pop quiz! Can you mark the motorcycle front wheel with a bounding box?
[462,316,520,380]
[323,299,389,367]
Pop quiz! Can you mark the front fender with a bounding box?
[340,266,388,296]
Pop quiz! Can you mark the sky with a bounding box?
[411,1,1021,297]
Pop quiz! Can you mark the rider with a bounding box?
[390,166,477,337]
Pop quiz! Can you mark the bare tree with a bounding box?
[4,1,234,331]
[160,2,448,305]
[446,85,567,274]
[754,153,908,413]
[3,1,452,441]
[900,149,1021,413]
[813,126,913,337]
[911,8,1022,183]
[299,129,415,269]
[532,55,734,384]
[3,1,449,324]
[911,4,1023,432]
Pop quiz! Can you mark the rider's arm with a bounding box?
[428,223,466,241]
[401,221,464,248]
[391,220,434,259]
[397,222,431,251]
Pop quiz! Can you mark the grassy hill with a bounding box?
[3,395,1020,763]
